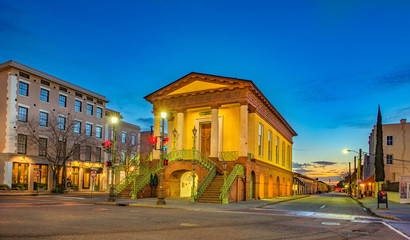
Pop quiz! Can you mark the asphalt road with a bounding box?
[0,194,407,240]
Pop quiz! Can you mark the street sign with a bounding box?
[34,168,41,171]
[91,170,97,179]
[36,172,40,178]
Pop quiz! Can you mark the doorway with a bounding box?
[180,171,198,197]
[200,123,211,157]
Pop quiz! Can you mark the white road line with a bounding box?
[382,221,410,240]
[320,205,326,209]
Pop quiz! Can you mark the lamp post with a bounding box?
[108,116,118,202]
[172,128,177,151]
[192,127,197,150]
[343,149,363,199]
[190,161,197,202]
[156,112,167,205]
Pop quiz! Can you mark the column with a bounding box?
[239,104,248,157]
[176,111,184,150]
[167,117,174,153]
[210,107,219,158]
[153,113,161,159]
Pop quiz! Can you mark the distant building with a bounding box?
[366,119,410,183]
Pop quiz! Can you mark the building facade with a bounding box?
[366,119,410,183]
[143,72,297,202]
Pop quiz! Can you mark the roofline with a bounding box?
[0,60,109,102]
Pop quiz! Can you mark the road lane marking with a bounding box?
[320,205,326,209]
[180,223,199,227]
[382,222,410,240]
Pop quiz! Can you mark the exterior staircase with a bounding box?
[197,175,224,203]
[116,175,142,199]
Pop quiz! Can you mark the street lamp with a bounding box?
[108,116,118,202]
[190,161,197,202]
[343,149,364,199]
[156,112,167,205]
[172,128,177,150]
[192,127,197,150]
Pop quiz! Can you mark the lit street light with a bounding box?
[343,149,364,199]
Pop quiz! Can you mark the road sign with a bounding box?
[36,172,40,178]
[91,170,97,179]
[34,168,41,171]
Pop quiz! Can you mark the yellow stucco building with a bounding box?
[138,72,297,203]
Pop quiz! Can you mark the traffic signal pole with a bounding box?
[156,116,166,205]
[108,124,116,202]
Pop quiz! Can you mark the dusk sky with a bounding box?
[1,0,410,184]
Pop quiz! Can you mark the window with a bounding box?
[40,112,48,127]
[41,79,50,86]
[87,104,93,115]
[19,71,30,79]
[268,131,272,160]
[86,123,92,136]
[276,137,279,163]
[59,86,67,92]
[40,89,49,102]
[73,144,81,160]
[75,92,82,98]
[258,124,263,157]
[18,106,28,122]
[95,147,101,162]
[386,154,393,164]
[96,107,103,118]
[131,135,136,145]
[96,126,102,138]
[287,145,291,167]
[19,82,29,96]
[121,151,126,164]
[74,121,81,134]
[122,132,127,143]
[282,142,285,166]
[38,138,47,156]
[85,146,92,161]
[75,100,82,112]
[59,95,67,107]
[97,100,103,105]
[87,96,93,101]
[387,136,393,146]
[17,134,27,154]
[58,116,65,130]
[131,152,136,160]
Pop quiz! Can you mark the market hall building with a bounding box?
[143,72,297,202]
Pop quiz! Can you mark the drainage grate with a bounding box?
[118,203,128,206]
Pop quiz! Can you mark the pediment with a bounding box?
[167,80,230,96]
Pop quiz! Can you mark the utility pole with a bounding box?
[349,162,351,196]
[354,156,357,197]
[357,148,362,199]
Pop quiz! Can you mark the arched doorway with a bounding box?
[259,173,265,199]
[250,171,256,199]
[268,175,273,197]
[276,176,280,196]
[180,171,198,197]
[287,179,291,196]
[282,177,286,196]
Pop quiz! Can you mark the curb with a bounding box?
[256,195,310,208]
[350,196,400,221]
[89,201,179,209]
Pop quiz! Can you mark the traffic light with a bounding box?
[149,136,157,149]
[102,140,112,153]
[163,137,169,150]
[106,161,112,167]
[164,159,169,166]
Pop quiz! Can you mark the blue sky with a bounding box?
[1,0,409,183]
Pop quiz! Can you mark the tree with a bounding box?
[21,112,97,192]
[375,105,385,182]
[113,132,140,179]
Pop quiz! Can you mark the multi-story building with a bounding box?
[366,119,410,183]
[135,72,297,203]
[0,60,140,192]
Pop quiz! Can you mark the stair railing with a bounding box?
[220,164,245,204]
[195,165,216,200]
[113,154,141,195]
[130,161,162,199]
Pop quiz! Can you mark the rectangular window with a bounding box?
[59,95,67,107]
[74,121,81,134]
[95,147,101,162]
[17,134,27,154]
[58,116,65,130]
[96,126,102,138]
[97,100,103,105]
[40,89,49,102]
[121,151,126,164]
[19,71,30,79]
[40,112,48,127]
[38,138,47,156]
[18,106,28,122]
[282,142,285,166]
[131,152,136,160]
[73,144,81,160]
[75,92,82,98]
[386,154,393,164]
[287,145,291,167]
[258,124,263,157]
[122,132,127,143]
[59,86,67,92]
[85,146,91,161]
[276,137,279,164]
[86,123,92,136]
[387,136,393,146]
[87,96,93,101]
[131,135,136,145]
[96,107,103,118]
[41,79,50,86]
[75,100,82,112]
[19,82,29,96]
[87,104,93,115]
[268,131,272,160]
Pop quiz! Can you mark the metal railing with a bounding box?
[130,161,162,199]
[220,164,245,204]
[219,151,239,162]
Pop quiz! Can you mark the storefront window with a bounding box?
[72,167,79,187]
[33,164,48,190]
[83,168,90,189]
[12,163,28,190]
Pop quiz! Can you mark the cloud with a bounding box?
[292,162,311,168]
[312,161,337,167]
[135,117,154,130]
[375,65,410,89]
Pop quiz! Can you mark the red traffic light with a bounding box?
[164,159,169,166]
[106,161,112,167]
[104,140,112,147]
[149,136,157,144]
